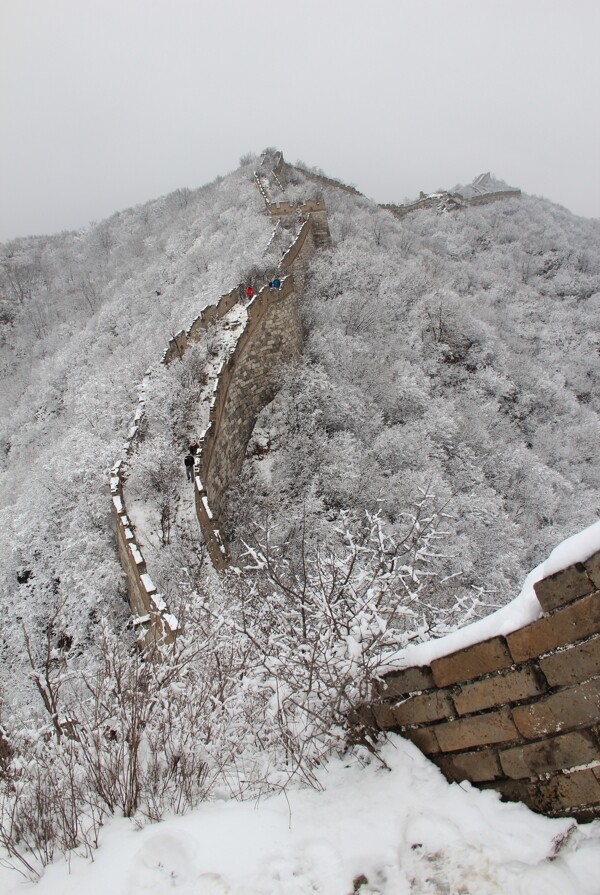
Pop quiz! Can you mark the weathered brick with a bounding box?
[512,678,600,739]
[564,804,600,823]
[434,749,503,783]
[537,769,600,812]
[372,703,397,730]
[540,636,600,687]
[534,563,595,613]
[375,666,435,698]
[453,667,544,715]
[431,637,513,687]
[499,729,599,779]
[347,704,376,728]
[392,690,454,725]
[402,725,440,755]
[584,551,600,589]
[507,592,600,663]
[483,778,531,805]
[434,707,519,752]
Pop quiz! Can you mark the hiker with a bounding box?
[245,285,255,300]
[184,451,195,482]
[269,277,281,290]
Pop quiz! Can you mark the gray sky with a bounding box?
[1,0,599,241]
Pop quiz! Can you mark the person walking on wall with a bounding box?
[245,285,255,301]
[269,277,281,290]
[184,450,195,482]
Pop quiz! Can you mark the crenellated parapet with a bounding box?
[110,406,180,649]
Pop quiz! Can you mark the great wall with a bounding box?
[111,154,600,820]
[110,153,331,645]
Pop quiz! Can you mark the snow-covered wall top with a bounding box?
[366,524,600,822]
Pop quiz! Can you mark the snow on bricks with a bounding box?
[367,545,600,821]
[111,368,182,646]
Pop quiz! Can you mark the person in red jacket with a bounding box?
[245,285,255,300]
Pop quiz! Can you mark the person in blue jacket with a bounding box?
[269,277,281,290]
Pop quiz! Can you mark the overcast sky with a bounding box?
[1,0,599,241]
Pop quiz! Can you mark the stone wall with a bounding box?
[110,282,250,646]
[466,189,522,206]
[286,163,363,197]
[111,438,179,649]
[366,551,600,821]
[195,213,326,568]
[382,188,521,219]
[110,153,598,822]
[112,165,330,627]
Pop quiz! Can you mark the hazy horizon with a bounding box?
[1,0,599,241]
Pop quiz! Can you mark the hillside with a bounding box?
[0,162,273,693]
[226,171,600,623]
[1,153,600,889]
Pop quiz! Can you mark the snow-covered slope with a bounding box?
[230,173,600,628]
[1,155,600,891]
[2,735,600,895]
[0,160,271,694]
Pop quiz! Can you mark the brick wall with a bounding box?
[110,282,248,646]
[466,189,522,206]
[381,189,521,219]
[112,183,330,628]
[365,551,600,821]
[111,456,179,649]
[285,163,363,197]
[195,213,326,568]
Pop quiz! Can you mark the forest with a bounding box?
[0,152,599,875]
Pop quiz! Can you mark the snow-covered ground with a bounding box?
[2,734,599,895]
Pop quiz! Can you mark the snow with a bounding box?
[132,614,151,626]
[387,519,600,670]
[2,735,600,895]
[129,544,143,566]
[542,521,600,578]
[202,495,214,520]
[163,612,180,631]
[112,495,123,514]
[150,592,167,612]
[140,572,156,594]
